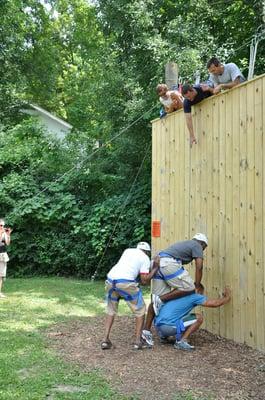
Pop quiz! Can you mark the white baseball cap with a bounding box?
[192,233,208,246]
[137,242,151,252]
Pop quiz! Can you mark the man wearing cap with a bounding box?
[101,242,159,350]
[142,233,208,346]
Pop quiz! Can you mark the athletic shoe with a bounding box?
[152,294,163,315]
[141,330,154,347]
[133,340,152,350]
[0,293,6,298]
[174,340,195,351]
[132,342,143,350]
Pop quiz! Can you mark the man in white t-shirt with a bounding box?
[101,242,159,350]
[204,57,245,94]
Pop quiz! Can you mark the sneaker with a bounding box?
[141,330,154,347]
[152,294,163,316]
[0,293,6,298]
[133,339,152,350]
[133,342,143,350]
[174,339,195,351]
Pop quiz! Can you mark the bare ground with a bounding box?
[46,316,265,400]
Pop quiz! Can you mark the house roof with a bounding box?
[28,104,72,129]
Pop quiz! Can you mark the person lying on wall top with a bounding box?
[157,83,184,118]
[182,84,213,147]
[202,57,246,95]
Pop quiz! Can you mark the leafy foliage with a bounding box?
[0,0,263,277]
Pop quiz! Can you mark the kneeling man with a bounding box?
[154,287,231,350]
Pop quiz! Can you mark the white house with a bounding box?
[21,104,72,140]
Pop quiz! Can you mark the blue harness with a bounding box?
[175,319,186,341]
[153,253,184,281]
[106,278,144,310]
[153,267,184,281]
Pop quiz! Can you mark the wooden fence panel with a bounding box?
[151,74,265,351]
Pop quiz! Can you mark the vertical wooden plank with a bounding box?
[175,111,181,241]
[157,117,165,251]
[246,81,256,348]
[231,87,241,343]
[159,116,167,250]
[218,93,227,337]
[195,105,203,235]
[164,115,171,246]
[179,110,186,240]
[203,98,214,332]
[224,87,234,340]
[183,112,191,240]
[239,83,248,345]
[254,78,264,350]
[211,94,221,335]
[263,76,265,350]
[151,119,159,254]
[189,107,197,239]
[169,113,176,246]
[191,106,202,284]
[200,103,208,236]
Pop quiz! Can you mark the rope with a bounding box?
[6,104,157,221]
[91,142,152,281]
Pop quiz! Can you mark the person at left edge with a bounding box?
[0,219,12,298]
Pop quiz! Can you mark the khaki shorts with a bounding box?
[0,261,7,278]
[151,257,195,296]
[105,280,146,317]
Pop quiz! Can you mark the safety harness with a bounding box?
[153,252,184,281]
[106,278,144,310]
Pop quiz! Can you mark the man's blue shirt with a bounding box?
[155,293,207,326]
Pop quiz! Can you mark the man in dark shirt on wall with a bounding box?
[182,84,212,147]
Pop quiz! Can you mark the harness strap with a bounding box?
[107,278,144,310]
[107,278,135,284]
[175,319,186,341]
[158,252,174,258]
[153,267,184,281]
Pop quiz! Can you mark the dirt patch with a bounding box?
[46,316,265,400]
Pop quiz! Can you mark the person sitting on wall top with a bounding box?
[154,286,231,351]
[204,57,246,95]
[156,83,184,116]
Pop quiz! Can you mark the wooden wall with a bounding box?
[151,74,265,351]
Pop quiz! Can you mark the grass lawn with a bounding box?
[0,277,137,400]
[0,277,210,400]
